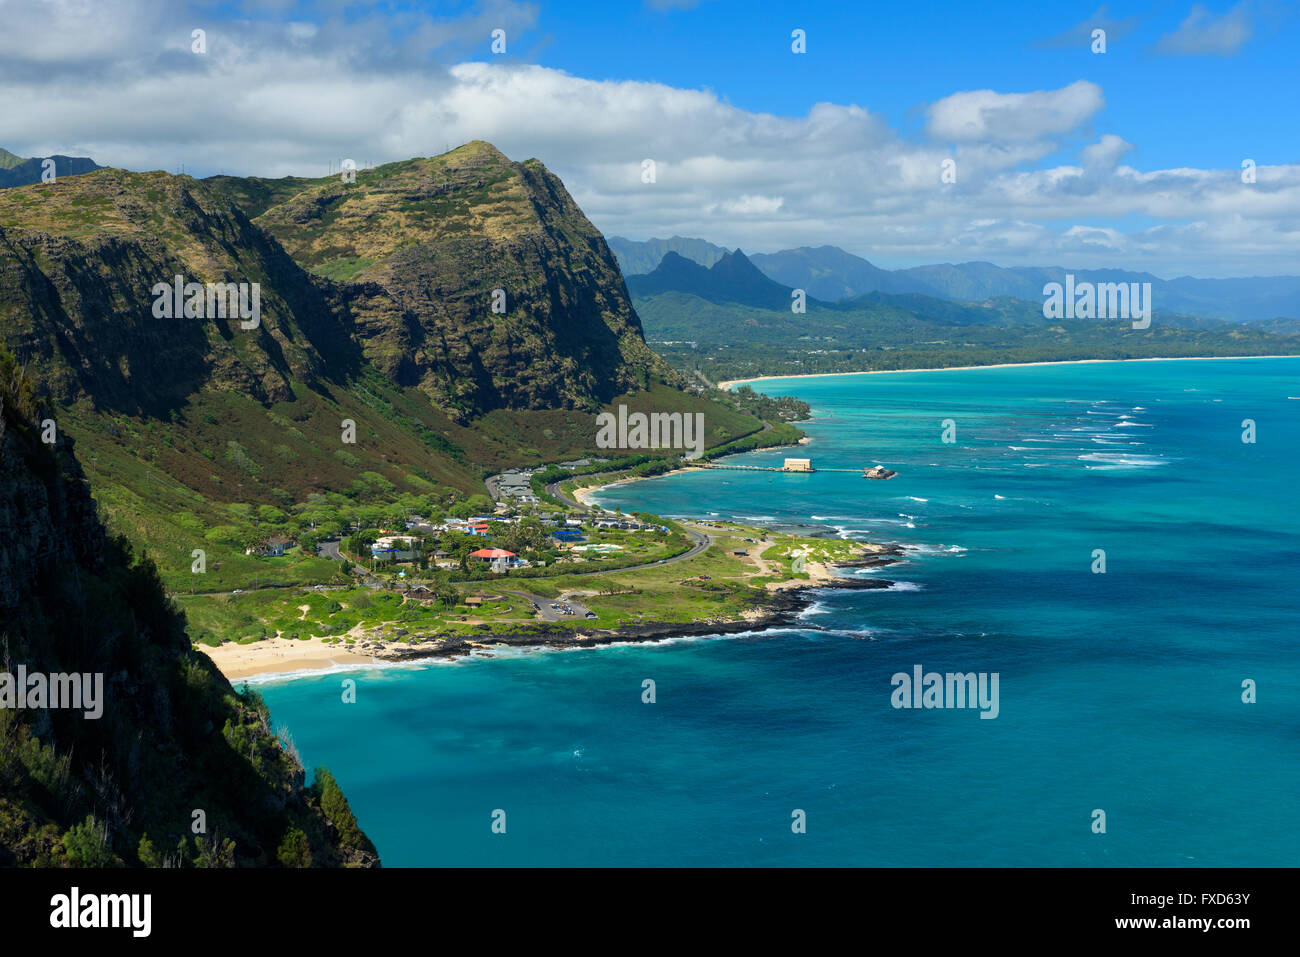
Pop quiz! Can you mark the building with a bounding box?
[245,536,293,557]
[371,535,417,562]
[468,548,518,573]
[782,458,813,472]
[552,528,584,542]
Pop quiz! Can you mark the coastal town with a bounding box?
[184,461,905,680]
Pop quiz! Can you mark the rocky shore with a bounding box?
[339,562,900,665]
[198,540,910,679]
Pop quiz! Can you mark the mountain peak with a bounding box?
[627,244,802,311]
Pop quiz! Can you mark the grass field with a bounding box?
[177,521,878,646]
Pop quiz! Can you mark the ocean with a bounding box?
[257,357,1300,866]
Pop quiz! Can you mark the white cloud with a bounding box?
[1034,4,1141,48]
[0,1,1294,277]
[926,81,1104,142]
[717,195,785,215]
[1080,134,1134,168]
[1153,2,1254,56]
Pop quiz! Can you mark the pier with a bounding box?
[688,458,896,479]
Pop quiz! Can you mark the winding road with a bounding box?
[545,475,711,573]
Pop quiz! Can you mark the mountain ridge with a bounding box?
[612,237,1300,322]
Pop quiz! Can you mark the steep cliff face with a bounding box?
[0,351,378,867]
[240,141,671,421]
[0,169,359,417]
[1,142,677,426]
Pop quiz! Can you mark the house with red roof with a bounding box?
[468,547,523,571]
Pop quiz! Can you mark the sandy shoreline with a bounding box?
[197,636,378,680]
[572,436,812,506]
[715,355,1298,391]
[571,468,696,507]
[195,535,895,681]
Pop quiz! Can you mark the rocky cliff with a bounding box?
[1,142,673,425]
[241,141,671,421]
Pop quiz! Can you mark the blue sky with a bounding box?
[1,0,1295,276]
[511,0,1296,171]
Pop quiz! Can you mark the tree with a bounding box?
[312,768,375,855]
[137,834,167,868]
[61,815,118,867]
[276,827,313,868]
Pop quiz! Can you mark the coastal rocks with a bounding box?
[343,574,896,666]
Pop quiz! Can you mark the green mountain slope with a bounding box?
[0,349,378,867]
[213,141,672,422]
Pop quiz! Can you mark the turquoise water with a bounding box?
[258,358,1300,866]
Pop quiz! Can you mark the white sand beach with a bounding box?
[716,355,1298,391]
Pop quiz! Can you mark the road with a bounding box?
[544,474,712,574]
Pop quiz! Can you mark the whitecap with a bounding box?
[1078,452,1169,469]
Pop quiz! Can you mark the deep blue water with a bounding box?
[258,358,1300,866]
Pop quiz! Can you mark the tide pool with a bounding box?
[259,357,1300,866]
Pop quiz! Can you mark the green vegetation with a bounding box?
[637,293,1300,382]
[0,364,378,867]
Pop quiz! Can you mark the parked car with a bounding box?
[584,612,597,619]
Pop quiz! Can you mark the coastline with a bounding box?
[571,468,693,507]
[198,636,378,680]
[572,437,813,507]
[197,564,899,686]
[195,550,904,681]
[715,354,1299,391]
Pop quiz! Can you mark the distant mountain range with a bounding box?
[606,236,729,275]
[626,249,831,312]
[0,147,103,187]
[610,237,1300,322]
